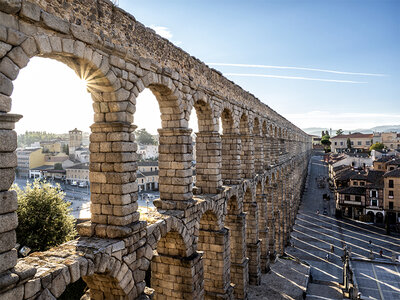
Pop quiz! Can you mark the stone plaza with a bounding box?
[0,0,311,299]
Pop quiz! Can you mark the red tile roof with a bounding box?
[331,133,373,139]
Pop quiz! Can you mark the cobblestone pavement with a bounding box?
[286,155,400,300]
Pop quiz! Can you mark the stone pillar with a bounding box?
[0,113,22,275]
[263,136,272,169]
[195,131,222,194]
[226,213,248,299]
[258,194,270,273]
[276,180,285,255]
[278,138,284,164]
[243,201,261,285]
[266,187,276,261]
[157,128,193,203]
[151,252,204,300]
[221,134,242,185]
[85,122,139,239]
[253,134,264,174]
[271,138,279,165]
[198,227,234,299]
[240,134,255,179]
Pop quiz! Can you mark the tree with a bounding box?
[369,142,384,151]
[54,163,63,170]
[135,128,156,145]
[347,138,352,149]
[336,129,344,136]
[12,180,76,252]
[321,134,331,151]
[62,144,69,155]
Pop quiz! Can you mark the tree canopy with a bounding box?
[13,180,76,252]
[321,134,331,150]
[369,142,384,151]
[135,128,156,145]
[347,138,352,149]
[17,131,66,148]
[336,129,344,136]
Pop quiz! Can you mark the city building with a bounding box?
[381,132,400,150]
[69,128,83,154]
[137,161,159,191]
[66,163,89,185]
[16,148,44,178]
[137,144,158,160]
[383,169,400,224]
[330,133,373,153]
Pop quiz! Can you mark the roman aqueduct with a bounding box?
[0,0,312,299]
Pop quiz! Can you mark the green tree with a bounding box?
[62,144,69,155]
[336,129,344,136]
[347,138,352,149]
[321,134,331,151]
[12,180,76,252]
[135,128,156,145]
[369,142,384,151]
[54,163,63,170]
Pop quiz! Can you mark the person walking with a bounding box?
[330,244,334,253]
[379,249,383,258]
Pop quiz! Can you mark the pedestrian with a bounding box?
[325,253,330,261]
[316,209,320,214]
[330,244,334,253]
[379,249,383,258]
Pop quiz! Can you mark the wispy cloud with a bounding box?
[150,25,173,39]
[224,73,367,84]
[209,63,386,77]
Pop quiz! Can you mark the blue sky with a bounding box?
[119,0,400,130]
[11,1,400,134]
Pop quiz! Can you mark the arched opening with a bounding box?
[376,212,384,223]
[190,97,221,194]
[220,108,241,185]
[198,210,232,298]
[243,188,261,285]
[253,118,264,174]
[225,195,248,299]
[151,230,204,299]
[265,175,276,260]
[134,88,160,214]
[240,113,254,179]
[367,211,375,223]
[256,181,269,273]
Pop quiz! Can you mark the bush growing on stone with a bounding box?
[13,180,76,252]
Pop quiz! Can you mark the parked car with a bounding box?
[78,181,88,188]
[71,181,77,186]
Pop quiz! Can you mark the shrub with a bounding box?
[13,180,76,252]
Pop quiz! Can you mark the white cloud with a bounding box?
[209,63,386,77]
[224,73,367,84]
[284,111,400,130]
[150,25,173,40]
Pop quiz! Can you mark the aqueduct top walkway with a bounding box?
[0,0,312,299]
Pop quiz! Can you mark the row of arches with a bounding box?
[0,2,311,299]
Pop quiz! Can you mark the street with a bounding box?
[286,155,400,299]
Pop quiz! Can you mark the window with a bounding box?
[355,195,361,202]
[360,182,365,186]
[378,165,381,170]
[389,167,394,171]
[357,141,362,145]
[334,142,337,146]
[353,181,358,186]
[389,180,394,188]
[389,201,394,210]
[351,141,354,145]
[389,190,394,198]
[340,142,344,146]
[371,200,377,206]
[345,195,350,201]
[371,190,377,198]
[366,141,370,145]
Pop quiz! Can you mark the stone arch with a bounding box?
[189,92,222,194]
[256,180,269,273]
[220,107,242,184]
[240,113,254,179]
[197,209,233,298]
[224,194,248,299]
[253,117,264,174]
[242,186,261,285]
[150,227,204,299]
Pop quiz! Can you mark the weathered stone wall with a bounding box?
[0,0,312,299]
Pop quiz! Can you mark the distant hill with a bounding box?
[303,125,400,137]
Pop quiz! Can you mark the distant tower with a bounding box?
[69,128,82,155]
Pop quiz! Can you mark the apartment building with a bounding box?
[330,133,373,153]
[383,169,400,224]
